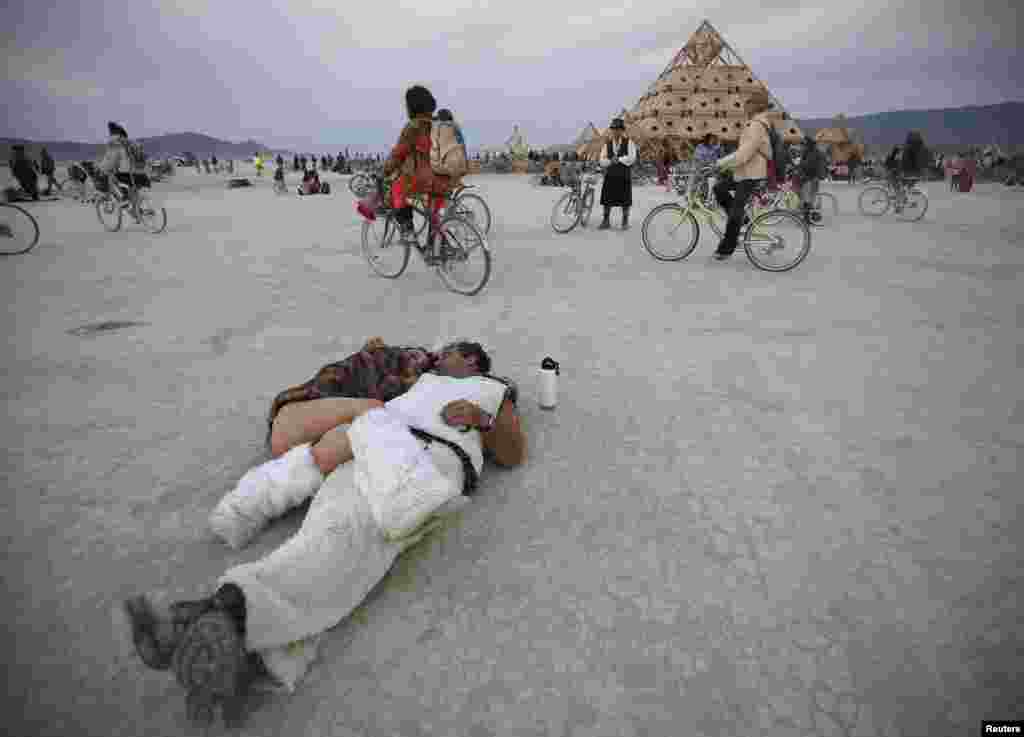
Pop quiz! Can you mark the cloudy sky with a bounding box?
[2,0,1021,151]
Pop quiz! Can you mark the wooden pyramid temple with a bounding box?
[623,20,804,144]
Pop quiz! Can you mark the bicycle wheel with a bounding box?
[894,188,928,222]
[780,190,802,211]
[96,194,123,232]
[348,173,371,198]
[137,193,167,234]
[450,192,492,235]
[816,191,839,216]
[641,203,700,262]
[0,203,40,255]
[550,191,581,233]
[435,215,491,295]
[580,188,595,228]
[61,178,84,201]
[858,186,890,217]
[361,212,410,278]
[743,209,811,272]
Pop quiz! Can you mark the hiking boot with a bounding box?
[123,595,216,671]
[598,218,611,230]
[173,609,251,727]
[124,584,247,672]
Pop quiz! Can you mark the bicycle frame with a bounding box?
[674,170,777,243]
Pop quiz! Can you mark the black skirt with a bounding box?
[600,162,632,208]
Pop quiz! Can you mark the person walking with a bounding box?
[9,144,40,200]
[39,146,57,196]
[796,135,827,226]
[711,91,774,260]
[597,118,637,230]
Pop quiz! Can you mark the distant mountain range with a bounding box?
[796,101,1023,147]
[0,132,296,164]
[3,102,1021,164]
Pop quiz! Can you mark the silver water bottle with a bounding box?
[539,357,560,409]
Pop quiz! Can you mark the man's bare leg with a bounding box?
[269,398,383,457]
[310,424,354,475]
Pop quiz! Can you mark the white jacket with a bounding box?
[348,407,462,542]
[599,137,638,169]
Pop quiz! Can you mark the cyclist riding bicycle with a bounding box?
[382,85,451,245]
[97,121,151,206]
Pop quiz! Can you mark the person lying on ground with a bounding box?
[122,341,525,726]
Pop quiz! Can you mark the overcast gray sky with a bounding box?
[2,0,1021,150]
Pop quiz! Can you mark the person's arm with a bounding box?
[441,398,526,467]
[480,398,526,467]
[619,140,638,167]
[599,141,612,169]
[382,122,415,177]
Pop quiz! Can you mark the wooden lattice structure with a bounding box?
[621,19,804,150]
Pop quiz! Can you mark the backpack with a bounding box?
[430,122,469,178]
[125,139,147,169]
[755,120,787,186]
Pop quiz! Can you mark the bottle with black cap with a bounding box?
[539,357,559,409]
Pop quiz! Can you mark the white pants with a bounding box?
[216,442,463,685]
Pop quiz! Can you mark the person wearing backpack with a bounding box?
[98,121,150,205]
[711,92,775,260]
[383,85,445,245]
[430,108,469,190]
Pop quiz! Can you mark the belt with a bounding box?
[408,428,479,496]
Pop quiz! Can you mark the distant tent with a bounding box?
[572,122,600,147]
[621,19,804,144]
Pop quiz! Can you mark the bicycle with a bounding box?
[446,182,492,236]
[550,169,600,234]
[360,175,491,295]
[62,163,105,205]
[640,166,812,272]
[768,178,839,227]
[857,176,928,221]
[396,181,493,240]
[0,202,40,255]
[95,177,167,234]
